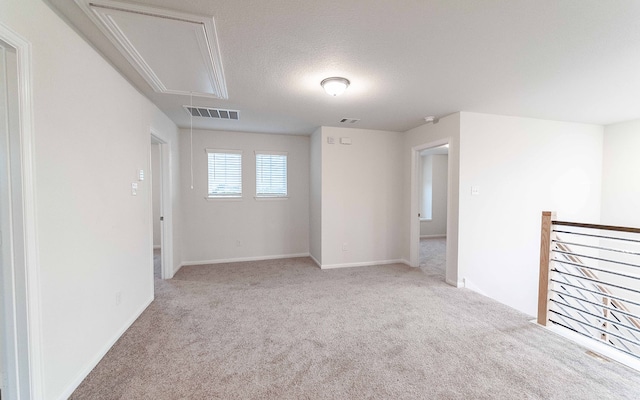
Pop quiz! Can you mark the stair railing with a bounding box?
[538,211,640,361]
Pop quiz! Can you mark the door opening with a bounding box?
[150,141,162,279]
[150,132,173,280]
[410,139,452,283]
[417,145,449,279]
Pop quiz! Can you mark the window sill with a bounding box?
[254,196,289,201]
[205,196,243,201]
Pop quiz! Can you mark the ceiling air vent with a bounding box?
[184,106,240,120]
[340,118,360,124]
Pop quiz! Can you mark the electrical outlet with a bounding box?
[342,243,349,252]
[115,291,122,306]
[236,240,242,247]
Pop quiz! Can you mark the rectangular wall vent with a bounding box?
[340,118,360,124]
[184,106,240,120]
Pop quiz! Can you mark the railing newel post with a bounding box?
[538,211,555,326]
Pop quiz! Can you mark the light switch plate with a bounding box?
[132,182,138,196]
[327,137,335,144]
[138,169,145,181]
[340,137,352,145]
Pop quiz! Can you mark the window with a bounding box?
[207,149,242,198]
[255,152,287,198]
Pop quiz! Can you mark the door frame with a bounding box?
[150,132,174,280]
[410,138,452,274]
[0,22,44,399]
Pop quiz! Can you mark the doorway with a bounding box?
[410,139,452,283]
[417,145,449,279]
[150,140,162,279]
[150,133,172,280]
[0,25,43,399]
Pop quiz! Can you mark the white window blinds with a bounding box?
[207,150,242,197]
[255,152,287,197]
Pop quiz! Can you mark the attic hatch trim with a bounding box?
[184,106,240,120]
[75,0,228,99]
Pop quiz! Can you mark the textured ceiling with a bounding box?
[46,0,640,135]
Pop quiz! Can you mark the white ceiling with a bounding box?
[46,0,640,135]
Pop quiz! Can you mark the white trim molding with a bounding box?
[542,322,640,373]
[57,296,154,400]
[181,253,310,267]
[74,0,228,99]
[463,278,487,295]
[420,234,446,239]
[0,22,44,399]
[320,259,406,270]
[446,278,464,288]
[309,254,321,268]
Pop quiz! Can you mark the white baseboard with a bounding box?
[399,259,411,267]
[181,252,310,267]
[309,254,321,268]
[446,278,463,288]
[320,259,405,270]
[58,296,153,400]
[462,278,487,296]
[153,245,161,250]
[420,234,446,238]
[172,262,182,277]
[542,322,640,372]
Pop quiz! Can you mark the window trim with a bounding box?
[205,148,243,199]
[254,150,288,199]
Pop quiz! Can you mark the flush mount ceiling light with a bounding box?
[424,116,440,124]
[321,77,350,96]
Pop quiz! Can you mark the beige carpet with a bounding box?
[71,256,640,399]
[419,237,446,279]
[153,249,161,280]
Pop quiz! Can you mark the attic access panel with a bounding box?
[76,0,228,99]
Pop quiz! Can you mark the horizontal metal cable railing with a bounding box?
[538,212,640,361]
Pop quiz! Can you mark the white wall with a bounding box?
[180,129,309,264]
[151,143,161,247]
[403,114,461,285]
[309,127,322,264]
[0,0,182,398]
[319,127,403,268]
[601,119,640,228]
[420,154,448,236]
[458,112,603,316]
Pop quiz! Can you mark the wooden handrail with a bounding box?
[539,211,640,337]
[553,220,640,235]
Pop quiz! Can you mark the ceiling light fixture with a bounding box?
[321,77,350,96]
[424,116,440,124]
